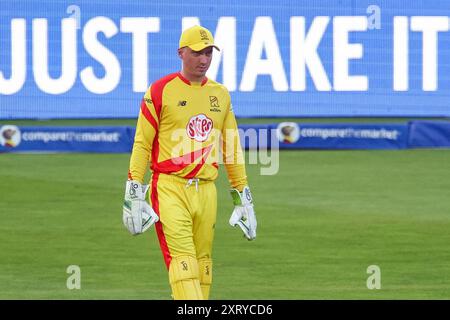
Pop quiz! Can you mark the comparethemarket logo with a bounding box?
[0,125,21,147]
[22,131,121,143]
[299,127,400,140]
[276,122,300,144]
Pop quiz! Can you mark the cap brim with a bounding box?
[188,42,220,52]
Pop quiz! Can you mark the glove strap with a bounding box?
[230,186,253,206]
[230,189,242,206]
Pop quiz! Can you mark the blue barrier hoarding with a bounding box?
[274,122,409,150]
[1,123,415,153]
[0,0,449,119]
[408,120,450,148]
[0,125,133,153]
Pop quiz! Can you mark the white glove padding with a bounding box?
[123,180,159,235]
[229,186,257,241]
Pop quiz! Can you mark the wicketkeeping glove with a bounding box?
[229,186,257,241]
[123,180,159,235]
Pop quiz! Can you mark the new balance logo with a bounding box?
[178,100,187,107]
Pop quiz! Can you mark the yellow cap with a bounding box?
[179,25,220,52]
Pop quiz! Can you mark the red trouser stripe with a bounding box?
[151,172,172,270]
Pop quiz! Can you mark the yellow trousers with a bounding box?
[151,173,216,299]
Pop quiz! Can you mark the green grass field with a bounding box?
[1,148,450,299]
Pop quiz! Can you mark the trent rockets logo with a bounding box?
[199,30,209,41]
[186,114,213,142]
[0,125,21,148]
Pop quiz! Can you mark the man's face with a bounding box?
[179,46,213,79]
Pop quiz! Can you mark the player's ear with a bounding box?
[177,48,184,59]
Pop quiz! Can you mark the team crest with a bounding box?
[209,96,219,108]
[186,114,213,142]
[200,30,209,41]
[209,96,221,112]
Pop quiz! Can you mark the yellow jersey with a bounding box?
[128,72,248,191]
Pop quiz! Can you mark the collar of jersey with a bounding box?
[177,72,208,87]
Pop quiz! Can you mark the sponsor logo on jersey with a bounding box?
[186,114,213,142]
[0,125,21,148]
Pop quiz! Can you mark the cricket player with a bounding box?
[122,25,257,300]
